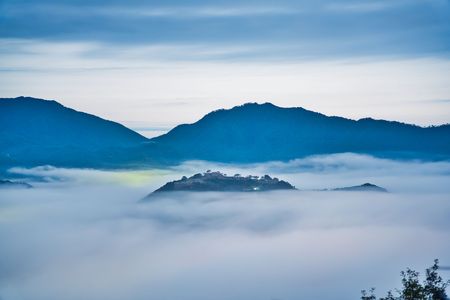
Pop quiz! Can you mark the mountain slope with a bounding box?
[1,98,449,169]
[151,102,450,162]
[0,97,148,168]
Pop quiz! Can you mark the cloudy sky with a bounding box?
[1,0,449,136]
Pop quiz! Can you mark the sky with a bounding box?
[1,154,450,299]
[1,0,449,136]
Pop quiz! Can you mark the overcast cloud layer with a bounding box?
[1,154,450,300]
[2,0,449,56]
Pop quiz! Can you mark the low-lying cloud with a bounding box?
[1,154,450,300]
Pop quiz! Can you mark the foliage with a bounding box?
[361,260,450,300]
[361,288,377,300]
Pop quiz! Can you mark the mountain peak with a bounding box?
[152,101,450,162]
[239,102,278,108]
[5,96,61,104]
[0,96,147,168]
[199,102,314,124]
[204,102,281,117]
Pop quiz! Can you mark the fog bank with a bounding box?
[1,154,450,300]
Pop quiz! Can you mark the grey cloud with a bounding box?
[324,0,416,13]
[2,3,299,19]
[1,0,448,60]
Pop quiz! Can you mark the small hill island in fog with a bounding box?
[329,183,387,192]
[148,171,295,196]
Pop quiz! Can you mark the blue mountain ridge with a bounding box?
[0,97,148,168]
[1,97,449,170]
[151,102,450,162]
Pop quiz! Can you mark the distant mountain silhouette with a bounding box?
[1,98,449,170]
[330,183,387,192]
[151,102,450,162]
[0,97,148,168]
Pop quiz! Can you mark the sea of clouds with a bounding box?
[1,153,450,300]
